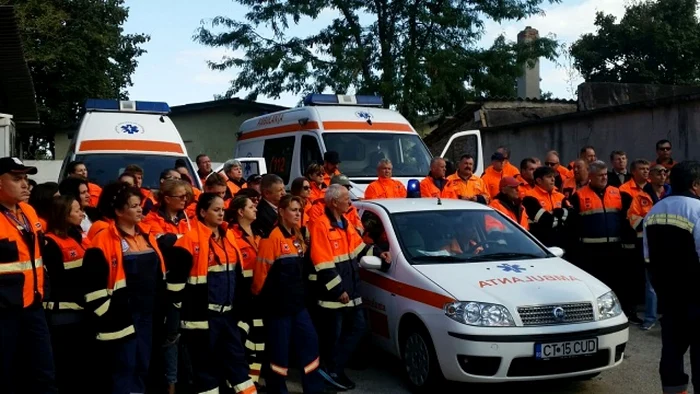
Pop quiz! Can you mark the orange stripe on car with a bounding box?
[360,269,454,309]
[239,122,320,140]
[322,121,413,132]
[79,140,184,153]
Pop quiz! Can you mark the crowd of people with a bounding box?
[0,136,696,394]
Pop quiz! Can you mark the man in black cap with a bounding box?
[322,151,341,187]
[0,157,57,393]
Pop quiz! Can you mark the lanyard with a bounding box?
[0,206,31,233]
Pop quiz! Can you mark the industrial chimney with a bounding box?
[516,26,541,99]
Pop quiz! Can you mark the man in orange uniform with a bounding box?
[482,152,515,199]
[322,151,342,187]
[419,157,457,199]
[489,177,529,229]
[0,157,56,393]
[544,150,571,187]
[447,154,488,203]
[566,145,597,178]
[654,139,677,170]
[66,160,102,207]
[522,166,569,247]
[495,146,521,177]
[307,175,363,234]
[568,160,631,315]
[364,159,407,199]
[516,158,538,199]
[562,158,589,200]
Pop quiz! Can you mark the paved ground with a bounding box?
[284,322,690,394]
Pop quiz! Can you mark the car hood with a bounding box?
[412,257,610,308]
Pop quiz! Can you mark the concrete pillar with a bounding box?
[517,26,541,99]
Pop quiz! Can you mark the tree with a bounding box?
[555,42,581,98]
[571,0,700,85]
[2,0,149,157]
[195,0,559,123]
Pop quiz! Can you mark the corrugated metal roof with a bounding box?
[0,6,38,124]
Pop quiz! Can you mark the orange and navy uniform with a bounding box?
[619,180,647,249]
[307,200,363,236]
[364,178,407,199]
[309,208,382,309]
[227,179,247,197]
[569,185,623,246]
[522,186,569,247]
[322,169,341,188]
[489,196,529,230]
[43,228,91,314]
[87,219,112,241]
[87,182,102,207]
[446,173,489,203]
[419,176,458,199]
[562,177,587,200]
[0,202,47,308]
[164,220,256,394]
[82,223,165,341]
[627,184,671,240]
[141,208,192,249]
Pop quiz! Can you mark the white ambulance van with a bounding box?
[235,94,483,198]
[59,99,200,190]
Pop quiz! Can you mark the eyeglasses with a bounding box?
[545,161,558,167]
[167,194,188,200]
[658,147,671,151]
[313,172,323,177]
[292,240,304,257]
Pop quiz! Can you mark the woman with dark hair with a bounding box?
[82,181,166,394]
[59,176,100,233]
[305,163,325,202]
[165,193,256,394]
[28,181,59,229]
[228,195,265,385]
[291,177,312,226]
[253,195,324,393]
[42,195,94,393]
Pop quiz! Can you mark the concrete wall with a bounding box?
[478,101,700,167]
[171,106,261,163]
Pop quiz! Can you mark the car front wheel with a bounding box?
[402,326,444,392]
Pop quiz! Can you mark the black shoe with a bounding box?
[318,368,349,391]
[627,314,643,325]
[336,373,356,390]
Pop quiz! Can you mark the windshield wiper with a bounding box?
[411,255,468,263]
[465,252,542,261]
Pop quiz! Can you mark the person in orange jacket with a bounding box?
[516,157,538,199]
[0,157,56,393]
[495,146,521,177]
[446,154,488,203]
[165,193,257,394]
[291,177,314,226]
[562,158,590,200]
[322,151,342,187]
[522,166,570,248]
[307,175,363,235]
[66,160,102,207]
[305,163,327,203]
[489,176,529,230]
[364,159,407,199]
[223,159,248,196]
[419,157,458,199]
[43,195,96,393]
[82,181,166,394]
[482,151,517,199]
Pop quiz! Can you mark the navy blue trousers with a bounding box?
[660,307,700,393]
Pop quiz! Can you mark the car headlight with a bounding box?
[444,301,515,327]
[597,291,622,320]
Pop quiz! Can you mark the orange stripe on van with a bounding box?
[239,122,321,140]
[79,140,184,153]
[359,269,454,310]
[322,121,413,132]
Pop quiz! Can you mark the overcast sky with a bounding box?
[122,0,627,108]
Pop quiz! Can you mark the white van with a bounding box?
[235,94,483,197]
[59,99,200,190]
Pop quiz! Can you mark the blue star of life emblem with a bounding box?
[355,111,373,120]
[121,124,140,134]
[497,263,526,273]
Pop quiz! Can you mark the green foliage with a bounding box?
[3,0,149,131]
[571,0,700,84]
[195,0,560,123]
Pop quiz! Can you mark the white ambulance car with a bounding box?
[59,99,200,189]
[234,94,483,197]
[354,198,629,391]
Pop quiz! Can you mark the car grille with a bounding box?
[517,302,595,326]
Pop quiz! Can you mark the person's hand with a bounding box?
[380,251,391,264]
[338,292,350,304]
[474,246,485,255]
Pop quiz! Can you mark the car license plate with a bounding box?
[535,338,598,359]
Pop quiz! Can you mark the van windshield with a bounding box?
[322,133,432,178]
[74,154,198,190]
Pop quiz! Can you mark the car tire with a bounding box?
[401,324,445,393]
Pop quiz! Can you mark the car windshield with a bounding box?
[74,153,198,190]
[322,132,432,178]
[392,209,551,264]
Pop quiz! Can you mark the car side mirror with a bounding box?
[360,256,383,270]
[547,246,565,258]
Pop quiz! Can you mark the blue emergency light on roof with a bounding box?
[84,99,171,114]
[407,179,421,198]
[303,94,383,107]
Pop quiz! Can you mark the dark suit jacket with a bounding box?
[252,199,278,238]
[607,171,631,188]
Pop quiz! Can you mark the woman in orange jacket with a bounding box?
[42,195,94,393]
[82,181,166,394]
[291,177,313,226]
[165,193,257,394]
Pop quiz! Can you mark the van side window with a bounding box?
[263,136,295,184]
[300,135,323,173]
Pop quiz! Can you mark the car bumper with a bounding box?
[434,320,629,383]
